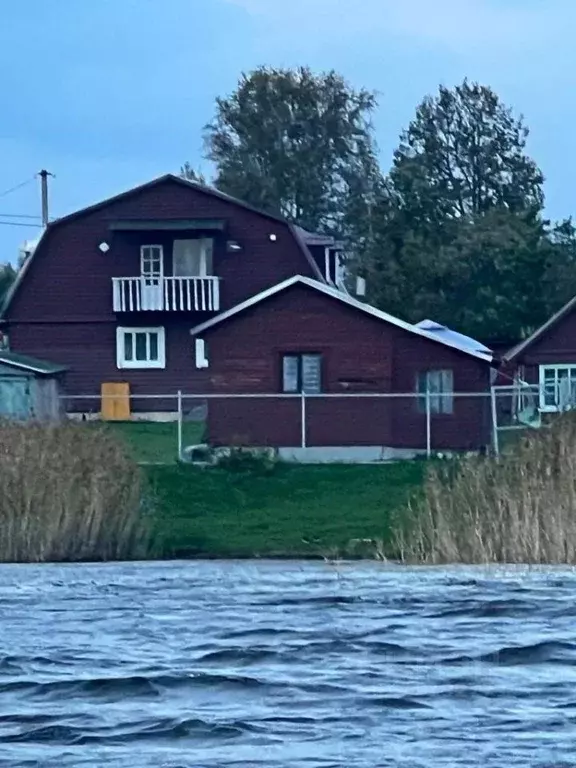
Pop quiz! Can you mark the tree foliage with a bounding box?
[361,80,556,339]
[186,71,574,342]
[390,79,544,221]
[199,66,381,235]
[0,264,16,307]
[180,162,207,185]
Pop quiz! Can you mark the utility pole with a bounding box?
[38,169,54,227]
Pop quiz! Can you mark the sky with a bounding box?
[1,0,575,261]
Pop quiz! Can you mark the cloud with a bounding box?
[225,0,571,53]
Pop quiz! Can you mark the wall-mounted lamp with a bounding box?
[98,242,110,253]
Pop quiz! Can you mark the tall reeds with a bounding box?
[395,413,576,564]
[0,421,151,562]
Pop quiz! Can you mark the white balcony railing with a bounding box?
[112,277,220,312]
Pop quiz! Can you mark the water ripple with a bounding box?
[1,561,576,767]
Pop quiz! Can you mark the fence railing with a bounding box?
[52,387,542,463]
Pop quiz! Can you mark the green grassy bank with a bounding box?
[93,421,425,560]
[145,461,425,559]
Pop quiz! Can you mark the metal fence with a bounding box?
[53,387,540,463]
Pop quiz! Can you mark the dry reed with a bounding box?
[395,413,576,564]
[0,420,151,562]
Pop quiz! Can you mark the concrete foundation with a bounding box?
[277,445,427,464]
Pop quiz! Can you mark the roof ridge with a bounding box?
[190,275,493,363]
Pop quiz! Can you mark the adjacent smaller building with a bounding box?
[0,352,66,420]
[190,276,496,456]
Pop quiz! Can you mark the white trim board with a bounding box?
[189,275,493,363]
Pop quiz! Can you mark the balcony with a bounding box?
[112,276,220,313]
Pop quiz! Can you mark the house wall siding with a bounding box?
[389,332,492,450]
[8,320,211,412]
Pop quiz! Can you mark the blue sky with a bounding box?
[1,0,575,261]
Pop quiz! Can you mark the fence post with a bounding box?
[301,392,307,448]
[425,387,432,458]
[177,390,183,461]
[490,386,499,457]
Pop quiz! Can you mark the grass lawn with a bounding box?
[145,461,426,559]
[102,421,205,464]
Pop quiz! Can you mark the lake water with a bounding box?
[1,561,576,767]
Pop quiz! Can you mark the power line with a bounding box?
[0,220,42,228]
[0,213,41,220]
[0,176,36,199]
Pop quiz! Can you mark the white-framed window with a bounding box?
[417,370,454,414]
[116,327,166,369]
[539,365,576,412]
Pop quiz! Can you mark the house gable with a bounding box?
[2,175,324,322]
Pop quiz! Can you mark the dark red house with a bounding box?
[1,174,341,412]
[189,276,495,455]
[1,173,496,454]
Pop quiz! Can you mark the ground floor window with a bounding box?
[417,369,454,414]
[282,353,322,394]
[116,327,166,369]
[539,365,576,411]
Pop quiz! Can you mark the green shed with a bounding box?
[0,352,67,420]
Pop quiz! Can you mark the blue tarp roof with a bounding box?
[415,319,492,356]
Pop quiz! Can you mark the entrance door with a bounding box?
[0,376,31,419]
[140,245,164,310]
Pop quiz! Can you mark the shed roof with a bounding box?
[190,276,494,363]
[0,351,67,375]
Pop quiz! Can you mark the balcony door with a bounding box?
[173,239,213,277]
[140,245,164,310]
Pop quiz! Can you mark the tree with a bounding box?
[390,79,544,222]
[196,66,381,235]
[360,80,550,339]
